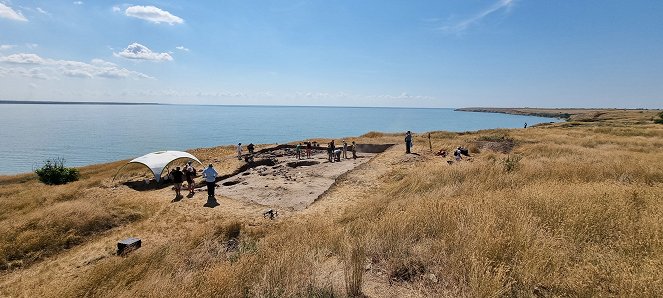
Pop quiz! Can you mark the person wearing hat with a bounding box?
[202,164,218,198]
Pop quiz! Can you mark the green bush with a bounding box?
[654,112,663,124]
[35,158,80,185]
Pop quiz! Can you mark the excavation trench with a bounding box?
[215,143,393,211]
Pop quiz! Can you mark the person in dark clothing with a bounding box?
[247,143,255,154]
[351,141,357,159]
[306,142,312,159]
[405,131,412,154]
[327,141,333,162]
[185,162,196,195]
[330,140,336,162]
[171,167,184,198]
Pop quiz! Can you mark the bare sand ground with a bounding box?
[217,150,376,212]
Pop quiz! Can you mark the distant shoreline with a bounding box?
[0,100,160,106]
[454,107,655,120]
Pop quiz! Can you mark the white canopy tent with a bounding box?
[114,151,202,182]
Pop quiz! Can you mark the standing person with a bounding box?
[330,140,336,162]
[405,131,412,154]
[327,142,333,162]
[306,142,312,159]
[524,122,528,129]
[185,161,196,195]
[247,143,255,154]
[342,140,348,159]
[351,141,357,159]
[236,143,243,160]
[202,164,218,198]
[295,143,302,160]
[171,167,184,198]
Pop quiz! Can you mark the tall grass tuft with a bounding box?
[343,236,365,297]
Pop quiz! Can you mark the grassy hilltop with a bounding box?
[1,109,662,297]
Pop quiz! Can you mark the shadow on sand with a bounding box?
[203,196,220,208]
[171,194,184,203]
[124,180,173,191]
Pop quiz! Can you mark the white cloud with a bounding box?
[175,46,189,52]
[440,0,516,33]
[114,43,173,61]
[0,53,153,80]
[73,1,83,5]
[0,53,45,64]
[0,45,15,51]
[91,58,117,67]
[0,3,28,21]
[62,69,93,78]
[112,6,121,13]
[125,5,183,25]
[36,7,50,15]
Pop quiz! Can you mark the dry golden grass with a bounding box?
[1,109,662,297]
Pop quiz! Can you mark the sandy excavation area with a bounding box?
[216,148,376,211]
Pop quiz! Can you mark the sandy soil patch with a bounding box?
[217,150,376,211]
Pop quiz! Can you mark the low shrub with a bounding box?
[35,158,80,185]
[654,112,663,124]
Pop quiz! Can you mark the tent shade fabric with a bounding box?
[122,151,202,182]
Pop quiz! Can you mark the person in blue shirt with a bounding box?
[202,164,218,198]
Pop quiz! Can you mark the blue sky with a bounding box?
[0,0,662,108]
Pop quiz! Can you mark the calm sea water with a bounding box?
[0,104,558,174]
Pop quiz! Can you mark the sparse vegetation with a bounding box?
[501,154,522,172]
[1,109,662,297]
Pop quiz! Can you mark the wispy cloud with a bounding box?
[440,0,516,33]
[124,5,184,25]
[114,43,173,62]
[73,1,83,5]
[0,53,153,80]
[0,45,15,51]
[0,3,28,22]
[175,46,190,52]
[36,7,50,16]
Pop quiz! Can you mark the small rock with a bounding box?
[426,273,438,283]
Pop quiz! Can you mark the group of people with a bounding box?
[406,131,469,162]
[294,142,313,160]
[236,142,256,161]
[168,161,200,198]
[325,140,357,162]
[167,160,220,199]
